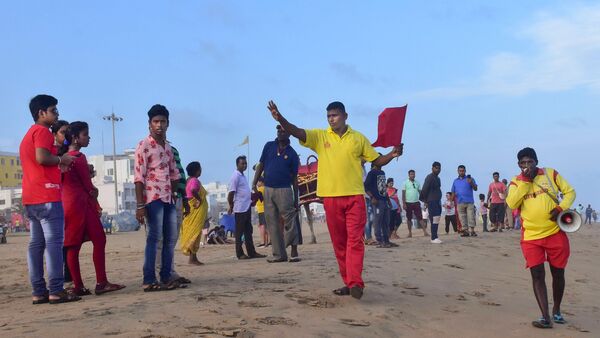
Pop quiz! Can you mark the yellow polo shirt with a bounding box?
[300,126,379,197]
[506,168,575,241]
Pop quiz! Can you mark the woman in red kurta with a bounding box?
[62,121,124,296]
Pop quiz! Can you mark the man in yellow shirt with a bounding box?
[506,147,575,329]
[267,100,402,299]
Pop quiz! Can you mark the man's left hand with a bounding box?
[550,207,561,222]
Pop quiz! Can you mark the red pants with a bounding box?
[323,195,367,288]
[65,221,108,289]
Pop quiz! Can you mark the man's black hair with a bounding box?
[432,161,441,168]
[326,101,346,113]
[51,120,69,134]
[458,165,466,170]
[517,147,538,163]
[148,104,169,121]
[236,155,247,165]
[29,94,58,122]
[493,172,500,176]
[479,194,485,200]
[186,161,201,177]
[408,169,415,174]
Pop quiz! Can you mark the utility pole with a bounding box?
[103,110,123,215]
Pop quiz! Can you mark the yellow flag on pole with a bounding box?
[238,135,249,146]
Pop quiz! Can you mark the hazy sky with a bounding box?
[2,1,598,206]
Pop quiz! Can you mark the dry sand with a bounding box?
[1,221,599,338]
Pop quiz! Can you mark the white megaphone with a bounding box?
[557,209,582,233]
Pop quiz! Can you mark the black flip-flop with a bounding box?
[333,286,350,296]
[176,277,192,284]
[49,290,82,304]
[143,283,175,292]
[531,318,553,329]
[32,296,49,305]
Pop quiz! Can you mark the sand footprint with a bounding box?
[256,316,298,326]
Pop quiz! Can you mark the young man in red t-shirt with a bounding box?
[20,94,80,304]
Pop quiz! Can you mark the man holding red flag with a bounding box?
[267,100,402,300]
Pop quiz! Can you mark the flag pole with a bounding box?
[247,136,250,177]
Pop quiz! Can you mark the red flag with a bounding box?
[371,105,407,148]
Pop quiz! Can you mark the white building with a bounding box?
[0,187,21,211]
[88,149,137,215]
[204,181,229,205]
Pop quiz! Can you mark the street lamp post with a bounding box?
[103,111,123,215]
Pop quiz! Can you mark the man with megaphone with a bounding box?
[506,147,576,329]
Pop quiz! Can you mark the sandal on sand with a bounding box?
[143,283,175,292]
[553,313,566,324]
[333,286,350,296]
[49,290,82,304]
[176,277,192,284]
[167,280,188,290]
[32,293,49,305]
[288,257,301,263]
[95,283,126,295]
[532,318,553,329]
[70,287,92,296]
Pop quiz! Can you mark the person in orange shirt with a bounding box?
[266,100,402,299]
[506,147,575,329]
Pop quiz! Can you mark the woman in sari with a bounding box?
[62,121,125,296]
[180,161,208,265]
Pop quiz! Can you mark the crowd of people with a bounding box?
[18,94,585,329]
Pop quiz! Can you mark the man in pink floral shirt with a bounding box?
[134,104,181,291]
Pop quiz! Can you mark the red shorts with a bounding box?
[520,231,570,269]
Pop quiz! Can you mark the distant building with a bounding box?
[88,149,137,215]
[0,187,21,211]
[0,151,23,188]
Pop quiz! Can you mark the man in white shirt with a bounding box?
[228,156,266,260]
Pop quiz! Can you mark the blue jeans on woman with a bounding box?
[143,200,177,285]
[26,202,65,296]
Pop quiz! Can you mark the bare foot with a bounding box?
[407,233,412,238]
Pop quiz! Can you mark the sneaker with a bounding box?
[431,238,443,244]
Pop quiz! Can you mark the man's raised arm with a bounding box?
[268,100,307,143]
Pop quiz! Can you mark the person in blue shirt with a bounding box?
[253,125,301,262]
[364,162,397,248]
[451,165,479,237]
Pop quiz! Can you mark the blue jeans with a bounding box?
[143,200,177,284]
[25,202,65,296]
[372,201,390,244]
[365,198,373,240]
[427,200,442,240]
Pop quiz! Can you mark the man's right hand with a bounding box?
[371,198,378,206]
[268,100,282,121]
[136,208,146,225]
[60,154,74,167]
[227,207,233,215]
[402,202,407,210]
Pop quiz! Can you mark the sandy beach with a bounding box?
[0,221,598,338]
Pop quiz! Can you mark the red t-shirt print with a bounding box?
[19,124,62,205]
